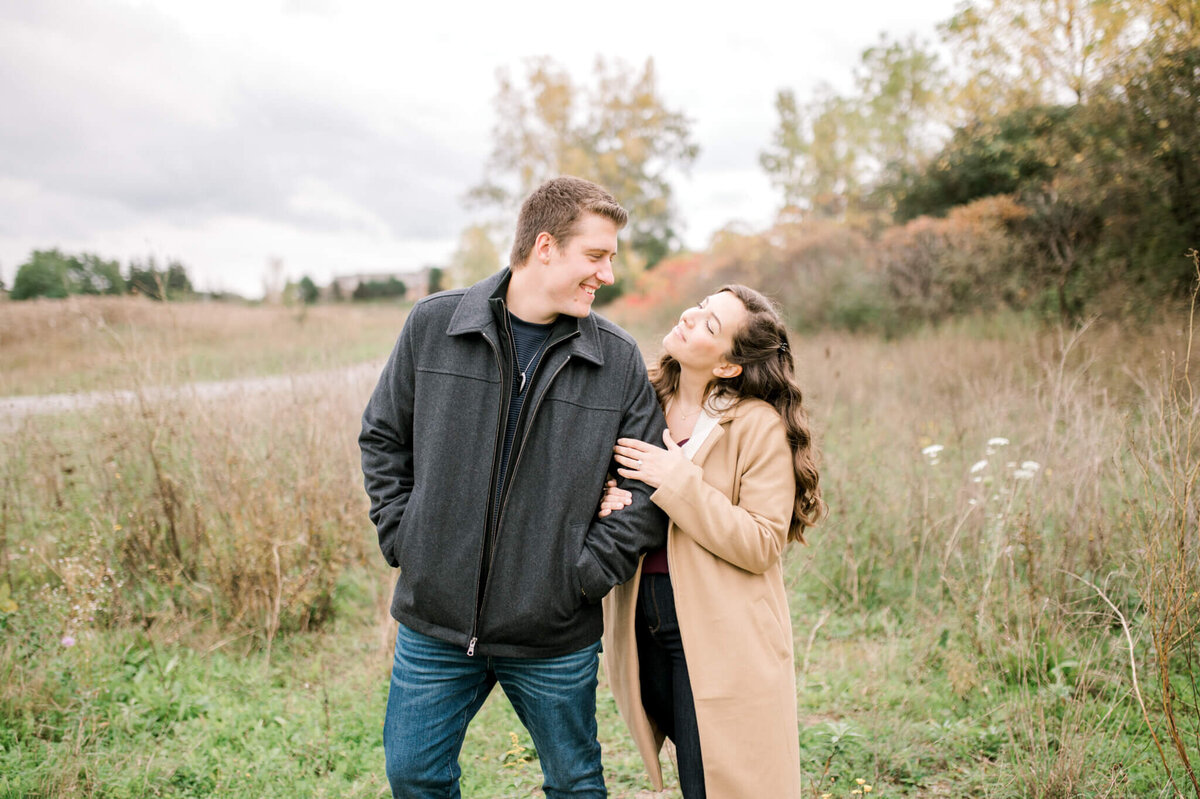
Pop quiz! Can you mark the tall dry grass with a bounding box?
[1119,250,1200,796]
[764,302,1197,794]
[0,295,405,396]
[2,371,379,655]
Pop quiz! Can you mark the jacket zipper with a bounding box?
[467,326,578,656]
[469,325,512,656]
[488,352,572,569]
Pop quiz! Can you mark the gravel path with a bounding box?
[0,361,384,431]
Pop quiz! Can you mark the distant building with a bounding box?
[333,267,435,301]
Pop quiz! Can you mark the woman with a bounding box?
[600,285,824,798]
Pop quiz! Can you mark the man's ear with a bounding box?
[534,231,556,264]
[712,361,742,379]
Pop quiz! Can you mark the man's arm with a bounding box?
[359,311,419,568]
[574,351,668,602]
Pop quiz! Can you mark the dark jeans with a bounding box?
[636,573,706,799]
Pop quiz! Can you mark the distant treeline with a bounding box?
[4,251,445,305]
[5,250,198,301]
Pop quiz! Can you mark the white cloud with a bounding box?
[0,0,960,296]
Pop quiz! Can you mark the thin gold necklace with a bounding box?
[675,400,703,419]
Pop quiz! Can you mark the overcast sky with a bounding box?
[0,0,961,298]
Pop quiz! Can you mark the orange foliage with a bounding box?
[879,195,1029,320]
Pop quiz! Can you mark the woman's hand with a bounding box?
[613,430,684,490]
[597,478,632,518]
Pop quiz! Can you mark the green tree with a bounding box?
[128,256,194,300]
[11,250,71,299]
[352,278,406,301]
[855,34,948,184]
[470,56,699,271]
[74,254,125,295]
[887,104,1083,221]
[760,87,867,219]
[758,89,810,211]
[298,275,320,305]
[427,267,444,295]
[1117,45,1200,292]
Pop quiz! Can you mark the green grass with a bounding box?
[0,572,1179,798]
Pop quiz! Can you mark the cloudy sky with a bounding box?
[0,0,960,297]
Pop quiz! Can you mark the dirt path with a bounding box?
[0,361,385,431]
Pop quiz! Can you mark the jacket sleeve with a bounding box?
[359,307,420,568]
[574,351,669,602]
[651,409,795,574]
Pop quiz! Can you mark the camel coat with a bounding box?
[602,398,802,798]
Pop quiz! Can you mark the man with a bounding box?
[360,175,668,798]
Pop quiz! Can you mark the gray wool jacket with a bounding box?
[360,269,668,658]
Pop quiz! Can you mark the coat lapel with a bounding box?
[680,401,732,467]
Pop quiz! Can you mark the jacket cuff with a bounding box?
[650,457,700,518]
[575,545,610,604]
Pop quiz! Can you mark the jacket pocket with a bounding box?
[390,486,422,568]
[560,522,589,616]
[751,595,791,664]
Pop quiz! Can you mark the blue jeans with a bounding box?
[637,573,706,799]
[383,623,606,798]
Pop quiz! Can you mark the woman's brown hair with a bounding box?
[650,285,826,542]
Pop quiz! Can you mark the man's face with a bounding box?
[536,213,619,319]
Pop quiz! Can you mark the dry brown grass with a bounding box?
[0,295,407,396]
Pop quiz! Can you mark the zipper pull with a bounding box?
[467,637,477,657]
[519,371,527,393]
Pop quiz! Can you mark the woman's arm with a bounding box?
[619,409,795,573]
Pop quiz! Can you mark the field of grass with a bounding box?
[2,295,1198,797]
[0,296,407,396]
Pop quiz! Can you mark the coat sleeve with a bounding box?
[358,307,420,568]
[574,350,669,602]
[651,409,795,574]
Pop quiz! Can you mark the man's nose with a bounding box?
[595,260,614,286]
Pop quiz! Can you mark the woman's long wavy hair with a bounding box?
[650,284,826,542]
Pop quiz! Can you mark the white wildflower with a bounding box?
[1020,460,1041,471]
[970,460,988,473]
[988,437,1010,447]
[922,444,944,457]
[1013,468,1037,480]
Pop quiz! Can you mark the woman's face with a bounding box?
[663,290,748,375]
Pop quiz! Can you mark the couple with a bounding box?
[360,176,825,799]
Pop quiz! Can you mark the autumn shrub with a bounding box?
[879,194,1030,324]
[608,220,892,336]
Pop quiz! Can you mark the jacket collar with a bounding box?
[446,268,605,366]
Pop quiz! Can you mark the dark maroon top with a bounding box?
[641,438,689,574]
